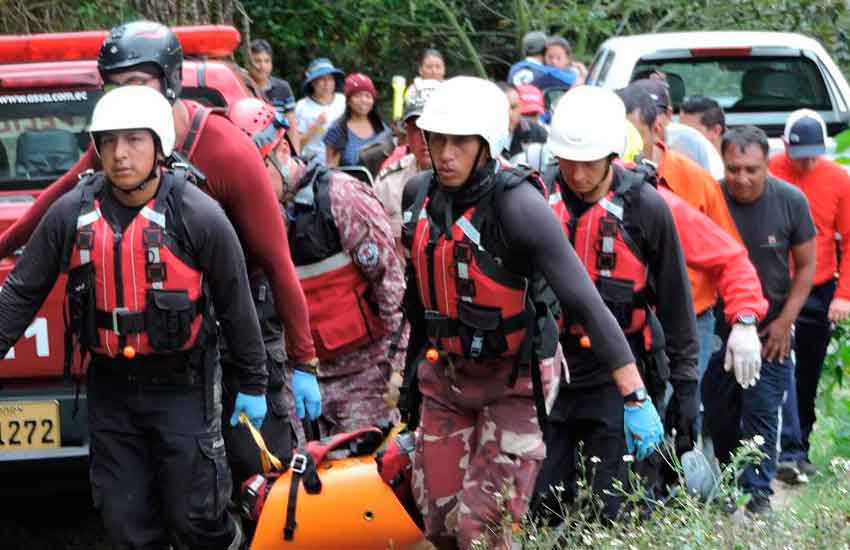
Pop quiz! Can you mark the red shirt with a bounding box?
[0,101,316,362]
[769,152,850,299]
[657,141,743,314]
[658,186,768,323]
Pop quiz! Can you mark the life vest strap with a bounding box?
[94,298,202,336]
[424,309,530,347]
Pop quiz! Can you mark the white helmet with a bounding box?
[547,85,627,162]
[416,76,508,159]
[89,85,175,158]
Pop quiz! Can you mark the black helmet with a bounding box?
[98,21,183,104]
[522,31,548,56]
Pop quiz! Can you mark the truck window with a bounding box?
[586,49,608,85]
[632,56,831,113]
[0,89,101,190]
[595,51,617,86]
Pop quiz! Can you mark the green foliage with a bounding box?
[811,322,850,461]
[511,442,850,550]
[239,0,850,117]
[75,1,139,30]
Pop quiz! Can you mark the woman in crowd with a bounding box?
[325,73,390,168]
[405,48,445,99]
[295,58,346,163]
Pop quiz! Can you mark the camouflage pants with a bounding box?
[412,354,559,550]
[288,331,407,443]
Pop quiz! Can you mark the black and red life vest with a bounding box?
[288,166,385,361]
[404,168,553,362]
[63,169,206,360]
[544,165,651,335]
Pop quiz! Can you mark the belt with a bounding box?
[94,300,202,336]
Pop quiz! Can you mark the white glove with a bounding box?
[724,323,762,388]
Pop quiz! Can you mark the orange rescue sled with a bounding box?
[244,422,424,549]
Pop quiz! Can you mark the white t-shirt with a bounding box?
[295,93,346,163]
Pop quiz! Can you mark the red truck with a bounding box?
[0,26,252,466]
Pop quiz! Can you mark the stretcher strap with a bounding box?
[239,412,284,473]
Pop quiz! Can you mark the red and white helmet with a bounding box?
[228,97,289,157]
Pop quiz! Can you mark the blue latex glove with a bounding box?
[230,392,267,429]
[292,369,322,420]
[624,399,663,461]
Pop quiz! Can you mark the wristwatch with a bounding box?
[736,313,758,326]
[623,387,649,404]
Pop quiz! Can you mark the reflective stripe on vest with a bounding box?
[68,176,205,357]
[547,179,648,334]
[287,171,386,360]
[411,197,531,359]
[295,251,353,280]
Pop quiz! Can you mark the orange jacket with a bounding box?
[769,152,850,299]
[658,186,768,323]
[657,141,743,314]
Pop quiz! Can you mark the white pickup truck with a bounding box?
[587,31,850,154]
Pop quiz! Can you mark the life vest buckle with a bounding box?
[470,334,484,358]
[76,229,95,250]
[596,251,617,271]
[111,307,131,336]
[598,217,618,238]
[453,241,474,263]
[146,262,167,283]
[143,226,164,247]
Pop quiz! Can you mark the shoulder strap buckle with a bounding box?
[77,169,96,184]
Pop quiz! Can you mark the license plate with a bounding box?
[0,400,60,450]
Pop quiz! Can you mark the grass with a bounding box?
[503,328,850,550]
[510,442,850,550]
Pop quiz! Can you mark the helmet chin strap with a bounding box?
[579,158,613,202]
[266,152,294,199]
[112,163,161,196]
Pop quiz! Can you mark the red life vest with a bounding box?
[65,171,206,358]
[288,167,385,361]
[545,167,649,335]
[408,181,536,360]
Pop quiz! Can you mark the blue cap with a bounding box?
[784,109,826,159]
[302,58,344,95]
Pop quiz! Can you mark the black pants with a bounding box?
[782,280,836,462]
[88,364,238,550]
[533,382,627,523]
[702,343,791,498]
[221,342,294,484]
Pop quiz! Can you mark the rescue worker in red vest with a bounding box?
[0,20,323,431]
[0,86,265,549]
[399,76,663,549]
[533,85,699,521]
[229,97,407,439]
[0,21,322,495]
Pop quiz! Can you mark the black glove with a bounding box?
[665,379,699,454]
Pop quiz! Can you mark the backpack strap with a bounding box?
[176,102,212,159]
[60,170,103,273]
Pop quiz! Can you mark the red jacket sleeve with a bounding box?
[832,167,850,300]
[190,116,316,363]
[0,147,96,258]
[659,187,768,323]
